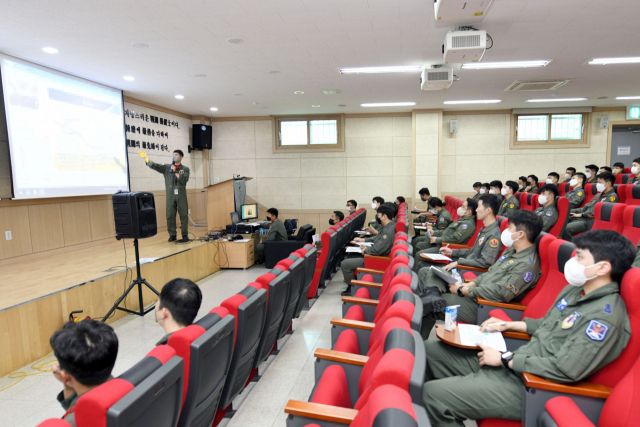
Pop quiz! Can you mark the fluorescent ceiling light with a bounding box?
[588,57,640,65]
[42,47,58,54]
[210,107,218,111]
[175,95,184,99]
[443,100,501,104]
[123,76,135,81]
[616,96,640,100]
[340,65,421,74]
[361,102,416,107]
[461,60,551,69]
[526,98,587,102]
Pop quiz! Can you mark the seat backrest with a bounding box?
[350,384,419,427]
[301,246,318,301]
[593,202,625,233]
[547,196,570,238]
[583,183,597,206]
[74,346,184,427]
[617,184,628,203]
[558,182,570,196]
[461,216,482,247]
[37,420,72,427]
[626,184,640,206]
[303,227,316,243]
[599,349,640,427]
[295,224,312,241]
[621,205,640,247]
[310,230,333,297]
[171,308,236,427]
[276,255,305,339]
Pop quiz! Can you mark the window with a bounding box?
[272,114,344,152]
[512,112,590,148]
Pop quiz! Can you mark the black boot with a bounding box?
[168,235,177,242]
[420,286,447,315]
[177,235,190,243]
[341,285,352,296]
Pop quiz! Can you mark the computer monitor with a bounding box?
[241,203,258,221]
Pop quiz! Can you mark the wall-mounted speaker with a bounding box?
[599,115,610,129]
[192,124,213,150]
[450,120,458,133]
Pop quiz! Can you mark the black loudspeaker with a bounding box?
[112,191,157,239]
[192,124,213,150]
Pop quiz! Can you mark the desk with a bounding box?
[217,236,255,269]
[435,325,479,350]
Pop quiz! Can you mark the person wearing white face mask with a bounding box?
[489,180,503,204]
[585,164,599,184]
[533,184,559,232]
[562,167,576,184]
[497,181,520,218]
[565,172,619,241]
[365,196,385,235]
[517,176,528,192]
[422,230,634,426]
[411,197,452,252]
[626,157,640,185]
[472,182,482,200]
[546,172,559,186]
[346,199,358,213]
[562,172,586,209]
[480,183,490,196]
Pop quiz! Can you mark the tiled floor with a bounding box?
[0,264,477,427]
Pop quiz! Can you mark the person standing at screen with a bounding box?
[144,149,190,242]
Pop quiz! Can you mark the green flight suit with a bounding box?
[341,221,396,285]
[146,160,190,237]
[421,245,541,338]
[413,216,476,272]
[632,241,640,268]
[417,220,502,296]
[626,174,640,185]
[587,176,597,184]
[58,391,80,427]
[564,189,619,241]
[255,218,288,262]
[472,192,481,201]
[492,193,504,204]
[422,282,630,427]
[412,209,453,252]
[497,195,519,218]
[533,202,559,233]
[563,186,585,209]
[526,186,539,194]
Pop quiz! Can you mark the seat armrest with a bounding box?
[284,400,357,424]
[330,317,375,331]
[458,265,488,273]
[503,331,531,341]
[355,268,385,275]
[314,348,369,366]
[586,215,595,219]
[364,255,391,261]
[341,296,379,306]
[477,297,526,311]
[442,242,473,249]
[350,280,383,289]
[522,373,612,399]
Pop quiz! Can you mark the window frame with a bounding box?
[271,114,345,153]
[510,112,591,149]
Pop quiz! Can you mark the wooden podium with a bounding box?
[206,177,253,231]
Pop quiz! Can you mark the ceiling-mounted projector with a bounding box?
[420,67,453,90]
[434,0,494,28]
[444,30,487,64]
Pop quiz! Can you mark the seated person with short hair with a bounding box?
[422,229,635,427]
[412,198,478,271]
[346,199,358,213]
[480,183,490,195]
[563,172,586,209]
[546,172,559,186]
[497,180,520,218]
[394,196,405,206]
[525,175,540,194]
[419,209,543,338]
[585,164,599,184]
[366,196,385,235]
[534,183,560,232]
[600,166,612,174]
[472,182,482,200]
[329,210,344,226]
[517,176,528,192]
[411,197,452,251]
[155,278,203,345]
[489,180,503,203]
[627,157,640,184]
[562,167,576,183]
[413,188,432,225]
[51,320,119,427]
[564,171,619,242]
[612,162,625,175]
[341,203,397,295]
[255,207,288,263]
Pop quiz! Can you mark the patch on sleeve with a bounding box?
[382,234,387,239]
[510,203,515,209]
[561,311,581,329]
[546,210,553,216]
[604,304,612,314]
[523,272,533,283]
[557,298,568,311]
[439,217,445,222]
[610,196,616,202]
[489,238,499,248]
[498,254,506,262]
[478,236,486,245]
[179,170,184,174]
[537,210,544,215]
[461,224,468,229]
[507,283,519,295]
[577,191,583,196]
[586,320,609,341]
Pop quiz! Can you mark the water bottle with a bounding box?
[451,268,462,283]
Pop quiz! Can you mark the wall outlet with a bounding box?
[214,177,220,183]
[5,230,12,240]
[188,209,191,214]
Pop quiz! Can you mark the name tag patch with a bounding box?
[501,260,514,270]
[557,298,568,311]
[586,320,609,341]
[507,283,519,295]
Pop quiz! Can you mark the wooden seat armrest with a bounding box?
[364,255,391,261]
[350,280,383,289]
[330,317,375,331]
[458,266,488,273]
[341,296,379,306]
[586,215,595,219]
[285,400,357,424]
[465,278,473,283]
[442,242,473,249]
[503,331,531,341]
[314,348,369,366]
[476,298,527,311]
[522,373,612,399]
[355,268,385,275]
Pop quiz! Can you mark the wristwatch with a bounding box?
[457,286,465,297]
[501,351,514,370]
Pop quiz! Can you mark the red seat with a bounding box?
[624,167,632,173]
[591,202,625,233]
[547,196,570,238]
[582,183,598,207]
[353,253,411,300]
[351,385,424,427]
[626,183,640,206]
[519,193,539,212]
[36,421,72,427]
[616,184,627,203]
[558,182,571,196]
[621,205,640,246]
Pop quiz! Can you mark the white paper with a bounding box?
[414,225,428,229]
[430,266,459,285]
[312,234,320,242]
[355,231,370,235]
[457,324,507,352]
[234,239,250,242]
[422,253,452,261]
[351,241,372,246]
[346,247,363,253]
[245,222,260,226]
[133,257,158,265]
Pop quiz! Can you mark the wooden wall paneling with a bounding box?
[88,199,116,241]
[60,201,92,246]
[196,191,207,223]
[155,194,167,228]
[0,311,14,376]
[28,204,65,253]
[0,205,32,260]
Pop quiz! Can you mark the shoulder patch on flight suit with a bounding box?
[461,224,468,229]
[501,260,514,269]
[586,320,609,341]
[510,203,515,209]
[561,311,581,329]
[439,217,445,222]
[609,196,616,202]
[537,210,544,215]
[507,283,519,295]
[604,304,612,314]
[546,210,553,216]
[557,298,568,311]
[489,238,499,248]
[382,234,387,239]
[523,272,533,282]
[179,170,184,174]
[478,236,486,245]
[577,191,583,196]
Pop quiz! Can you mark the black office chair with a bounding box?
[264,224,314,268]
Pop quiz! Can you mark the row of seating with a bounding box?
[524,182,640,207]
[37,243,320,427]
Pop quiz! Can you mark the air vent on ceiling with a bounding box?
[427,71,450,81]
[451,33,482,49]
[505,80,570,92]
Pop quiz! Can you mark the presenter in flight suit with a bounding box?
[143,149,190,242]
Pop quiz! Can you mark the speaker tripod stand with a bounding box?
[102,238,160,322]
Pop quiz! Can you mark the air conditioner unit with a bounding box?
[434,0,494,28]
[444,30,486,64]
[420,67,453,91]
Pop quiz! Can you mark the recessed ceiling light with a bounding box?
[194,74,207,78]
[175,95,184,99]
[338,104,347,107]
[234,93,243,96]
[294,91,304,95]
[132,43,148,49]
[461,60,552,69]
[443,100,501,105]
[323,90,341,95]
[210,107,218,111]
[340,65,421,74]
[588,57,640,65]
[597,96,609,99]
[616,96,640,100]
[268,70,280,74]
[42,47,58,54]
[123,76,135,81]
[361,102,416,107]
[526,98,587,102]
[312,105,321,108]
[228,38,244,44]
